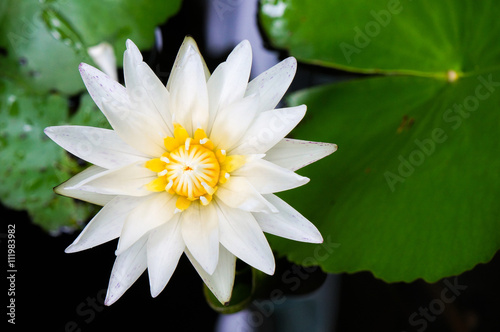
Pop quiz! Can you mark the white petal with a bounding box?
[169,47,209,135]
[215,177,278,213]
[66,162,155,197]
[65,196,145,253]
[231,105,307,155]
[209,94,259,150]
[105,235,148,306]
[116,192,177,255]
[79,63,167,156]
[87,42,117,81]
[186,245,236,304]
[254,194,323,243]
[215,200,275,275]
[124,39,174,136]
[181,202,219,275]
[147,214,185,297]
[167,36,210,90]
[123,39,144,87]
[207,40,252,131]
[232,158,309,194]
[264,138,338,171]
[245,57,297,113]
[101,101,167,157]
[44,126,148,169]
[79,62,128,111]
[54,165,114,205]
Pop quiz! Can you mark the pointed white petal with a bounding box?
[186,245,236,304]
[66,162,155,197]
[215,177,278,213]
[169,47,209,135]
[205,62,228,130]
[215,200,275,275]
[181,202,219,275]
[147,214,185,297]
[232,158,309,194]
[54,165,114,205]
[207,40,252,131]
[209,94,259,150]
[167,36,210,90]
[87,42,117,81]
[254,194,323,243]
[65,196,145,253]
[79,63,166,156]
[103,102,167,157]
[116,192,176,255]
[105,235,148,306]
[45,126,148,169]
[231,105,307,155]
[79,62,128,112]
[264,138,337,171]
[124,39,173,136]
[245,57,297,113]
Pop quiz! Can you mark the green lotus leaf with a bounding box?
[260,0,500,281]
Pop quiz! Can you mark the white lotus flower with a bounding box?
[45,37,336,306]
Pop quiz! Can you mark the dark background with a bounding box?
[3,0,500,331]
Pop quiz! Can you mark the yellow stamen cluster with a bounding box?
[145,124,245,212]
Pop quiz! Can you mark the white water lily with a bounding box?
[45,37,336,306]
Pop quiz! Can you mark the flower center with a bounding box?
[144,124,245,211]
[166,143,220,199]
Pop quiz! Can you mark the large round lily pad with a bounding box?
[260,0,500,282]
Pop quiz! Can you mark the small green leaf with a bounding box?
[0,77,93,232]
[0,0,182,94]
[29,195,95,235]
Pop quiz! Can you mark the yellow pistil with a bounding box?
[199,194,213,206]
[145,124,246,211]
[164,124,190,151]
[145,176,169,192]
[193,128,208,142]
[219,171,230,184]
[222,155,246,172]
[145,157,167,173]
[163,136,178,152]
[215,149,226,163]
[176,196,192,211]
